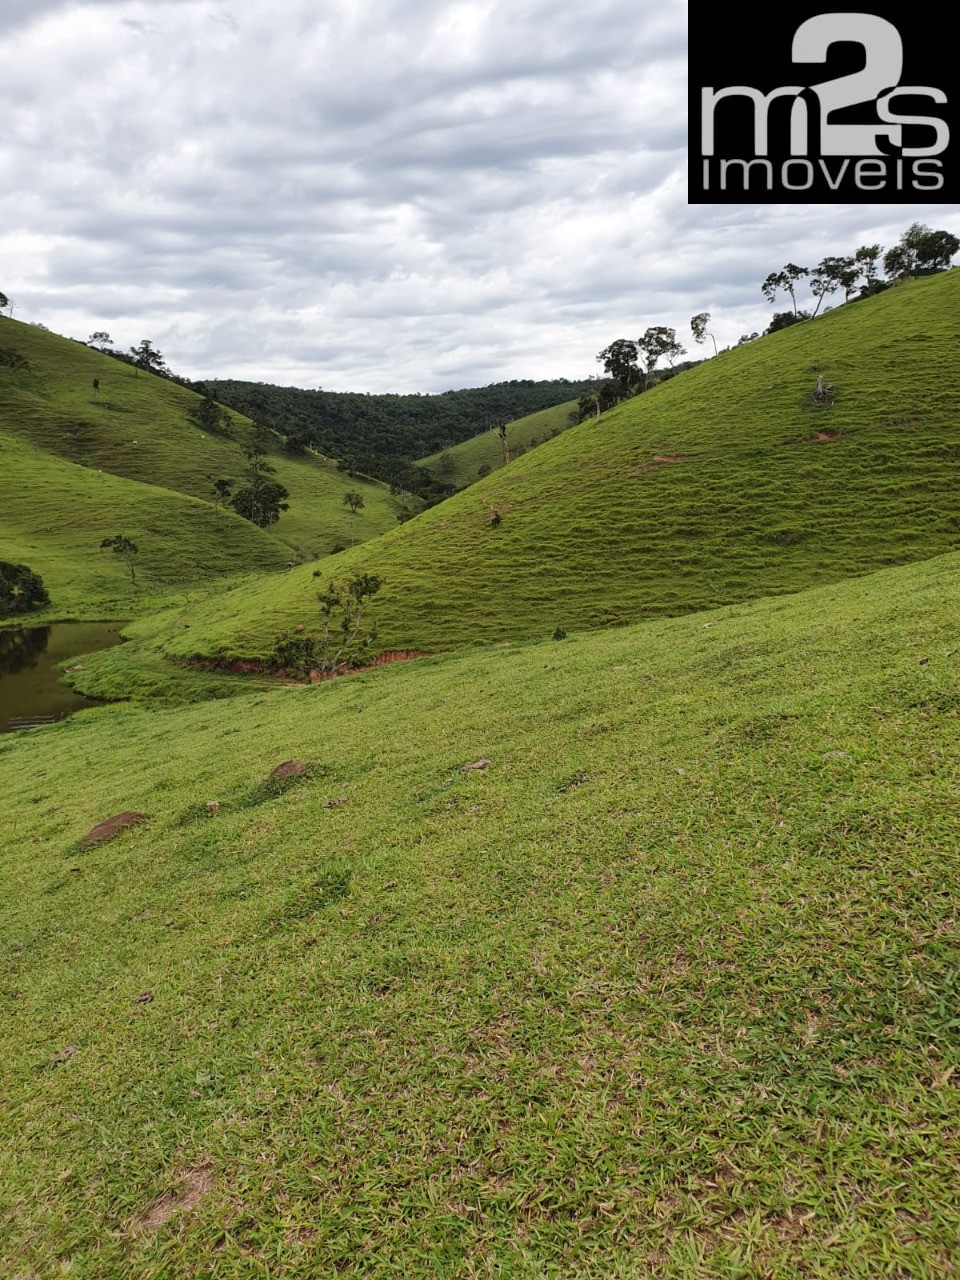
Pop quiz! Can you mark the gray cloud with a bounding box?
[0,0,957,392]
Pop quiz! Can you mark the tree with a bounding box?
[129,339,167,378]
[231,479,289,528]
[0,292,9,314]
[272,572,383,677]
[208,476,232,527]
[100,534,139,582]
[811,255,859,311]
[188,395,232,436]
[912,225,959,271]
[343,490,364,515]
[229,423,289,526]
[477,463,492,478]
[761,263,809,316]
[636,326,686,389]
[0,561,50,618]
[436,451,456,478]
[854,244,883,293]
[88,331,113,350]
[884,223,960,278]
[690,312,717,357]
[495,421,510,466]
[596,338,640,398]
[767,310,810,334]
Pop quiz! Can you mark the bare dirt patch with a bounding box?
[131,1163,215,1235]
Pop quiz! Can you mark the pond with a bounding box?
[0,621,126,734]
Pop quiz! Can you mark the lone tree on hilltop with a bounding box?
[88,331,113,350]
[100,534,139,582]
[690,312,717,357]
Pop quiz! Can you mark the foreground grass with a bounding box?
[419,401,580,490]
[2,553,959,1277]
[134,270,960,666]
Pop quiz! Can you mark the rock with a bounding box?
[461,758,491,772]
[81,811,149,845]
[295,623,305,633]
[269,760,305,782]
[133,991,154,1005]
[206,801,220,815]
[52,1046,78,1064]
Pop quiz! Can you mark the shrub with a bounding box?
[0,561,50,618]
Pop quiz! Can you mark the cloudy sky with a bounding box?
[1,0,958,392]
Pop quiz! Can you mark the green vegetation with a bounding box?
[131,271,960,669]
[0,560,49,617]
[2,551,959,1276]
[204,377,598,463]
[0,319,400,618]
[418,400,579,490]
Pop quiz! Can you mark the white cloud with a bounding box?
[0,0,957,391]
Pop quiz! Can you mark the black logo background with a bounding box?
[689,3,959,203]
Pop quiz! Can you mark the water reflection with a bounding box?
[0,625,51,676]
[0,621,125,733]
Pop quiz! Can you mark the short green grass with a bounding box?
[419,401,580,489]
[133,271,960,667]
[2,552,959,1277]
[0,320,399,617]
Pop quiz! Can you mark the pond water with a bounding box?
[0,621,126,734]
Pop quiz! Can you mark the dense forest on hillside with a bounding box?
[195,377,597,461]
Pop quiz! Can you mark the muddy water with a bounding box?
[0,622,125,733]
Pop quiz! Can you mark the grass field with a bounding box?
[124,271,960,669]
[419,401,580,490]
[0,320,399,617]
[2,550,959,1277]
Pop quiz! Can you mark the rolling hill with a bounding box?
[418,399,580,490]
[0,321,400,616]
[123,270,960,670]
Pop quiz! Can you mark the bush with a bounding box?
[0,561,50,618]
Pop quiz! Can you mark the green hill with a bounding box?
[204,376,597,461]
[0,321,399,616]
[419,400,579,489]
[3,551,959,1277]
[131,271,960,667]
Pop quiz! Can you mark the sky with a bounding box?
[1,0,958,393]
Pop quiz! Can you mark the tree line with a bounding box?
[759,222,958,332]
[586,221,958,418]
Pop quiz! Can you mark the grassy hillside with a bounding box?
[3,552,959,1277]
[0,320,399,615]
[134,271,960,666]
[419,400,579,489]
